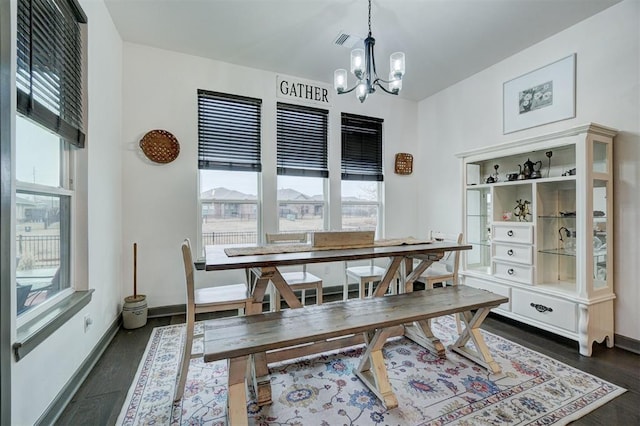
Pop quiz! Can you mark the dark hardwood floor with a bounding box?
[56,292,639,425]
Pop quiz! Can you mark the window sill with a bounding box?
[13,289,94,361]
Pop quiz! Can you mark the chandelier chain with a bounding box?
[368,0,372,36]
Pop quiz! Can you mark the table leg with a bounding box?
[227,356,249,426]
[399,253,449,357]
[372,256,403,298]
[244,269,273,404]
[262,267,303,309]
[250,352,272,406]
[450,307,502,374]
[403,259,432,293]
[248,272,269,315]
[353,327,398,409]
[248,267,303,406]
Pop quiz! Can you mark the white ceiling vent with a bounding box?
[334,32,361,49]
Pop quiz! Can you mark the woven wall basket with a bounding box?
[139,129,180,164]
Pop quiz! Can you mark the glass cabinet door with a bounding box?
[592,180,608,289]
[466,187,491,273]
[592,141,609,174]
[536,180,577,290]
[590,136,611,292]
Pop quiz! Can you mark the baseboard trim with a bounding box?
[615,333,640,355]
[147,304,186,318]
[36,315,122,426]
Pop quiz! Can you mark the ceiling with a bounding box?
[104,0,621,102]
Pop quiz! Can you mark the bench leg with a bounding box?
[404,319,446,358]
[227,356,249,426]
[353,328,398,409]
[450,307,502,374]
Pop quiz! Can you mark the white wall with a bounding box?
[121,43,420,307]
[416,0,639,340]
[11,1,123,424]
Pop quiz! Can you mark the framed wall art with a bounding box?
[503,54,576,134]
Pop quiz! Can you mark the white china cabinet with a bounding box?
[457,123,616,356]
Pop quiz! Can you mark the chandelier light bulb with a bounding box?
[390,52,405,78]
[389,72,402,93]
[334,69,348,93]
[356,83,367,103]
[351,48,365,80]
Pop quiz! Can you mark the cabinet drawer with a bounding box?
[463,277,511,311]
[493,223,533,244]
[493,261,533,285]
[492,243,533,264]
[512,288,577,332]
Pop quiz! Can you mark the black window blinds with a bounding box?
[198,90,262,172]
[277,102,328,178]
[17,0,87,148]
[341,113,383,181]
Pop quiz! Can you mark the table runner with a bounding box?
[223,237,432,257]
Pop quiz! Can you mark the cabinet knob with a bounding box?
[507,268,515,275]
[507,230,514,237]
[507,249,514,256]
[530,302,553,313]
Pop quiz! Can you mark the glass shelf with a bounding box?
[539,248,576,257]
[539,248,607,257]
[538,215,577,219]
[537,215,606,219]
[469,240,491,247]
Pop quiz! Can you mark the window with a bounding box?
[15,0,86,319]
[198,90,262,248]
[341,113,383,236]
[276,103,328,233]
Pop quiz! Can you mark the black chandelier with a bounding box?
[334,0,405,103]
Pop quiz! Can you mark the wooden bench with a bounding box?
[203,285,508,425]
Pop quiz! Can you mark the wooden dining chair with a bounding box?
[265,232,323,311]
[419,232,463,289]
[174,239,251,402]
[343,259,399,301]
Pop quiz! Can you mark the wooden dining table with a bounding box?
[205,239,474,405]
[205,240,471,312]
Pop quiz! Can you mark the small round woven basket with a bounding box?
[139,129,180,164]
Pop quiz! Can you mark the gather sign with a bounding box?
[277,75,331,106]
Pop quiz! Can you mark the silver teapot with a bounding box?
[530,160,543,179]
[522,158,542,179]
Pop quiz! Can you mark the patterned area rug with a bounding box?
[117,316,625,425]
